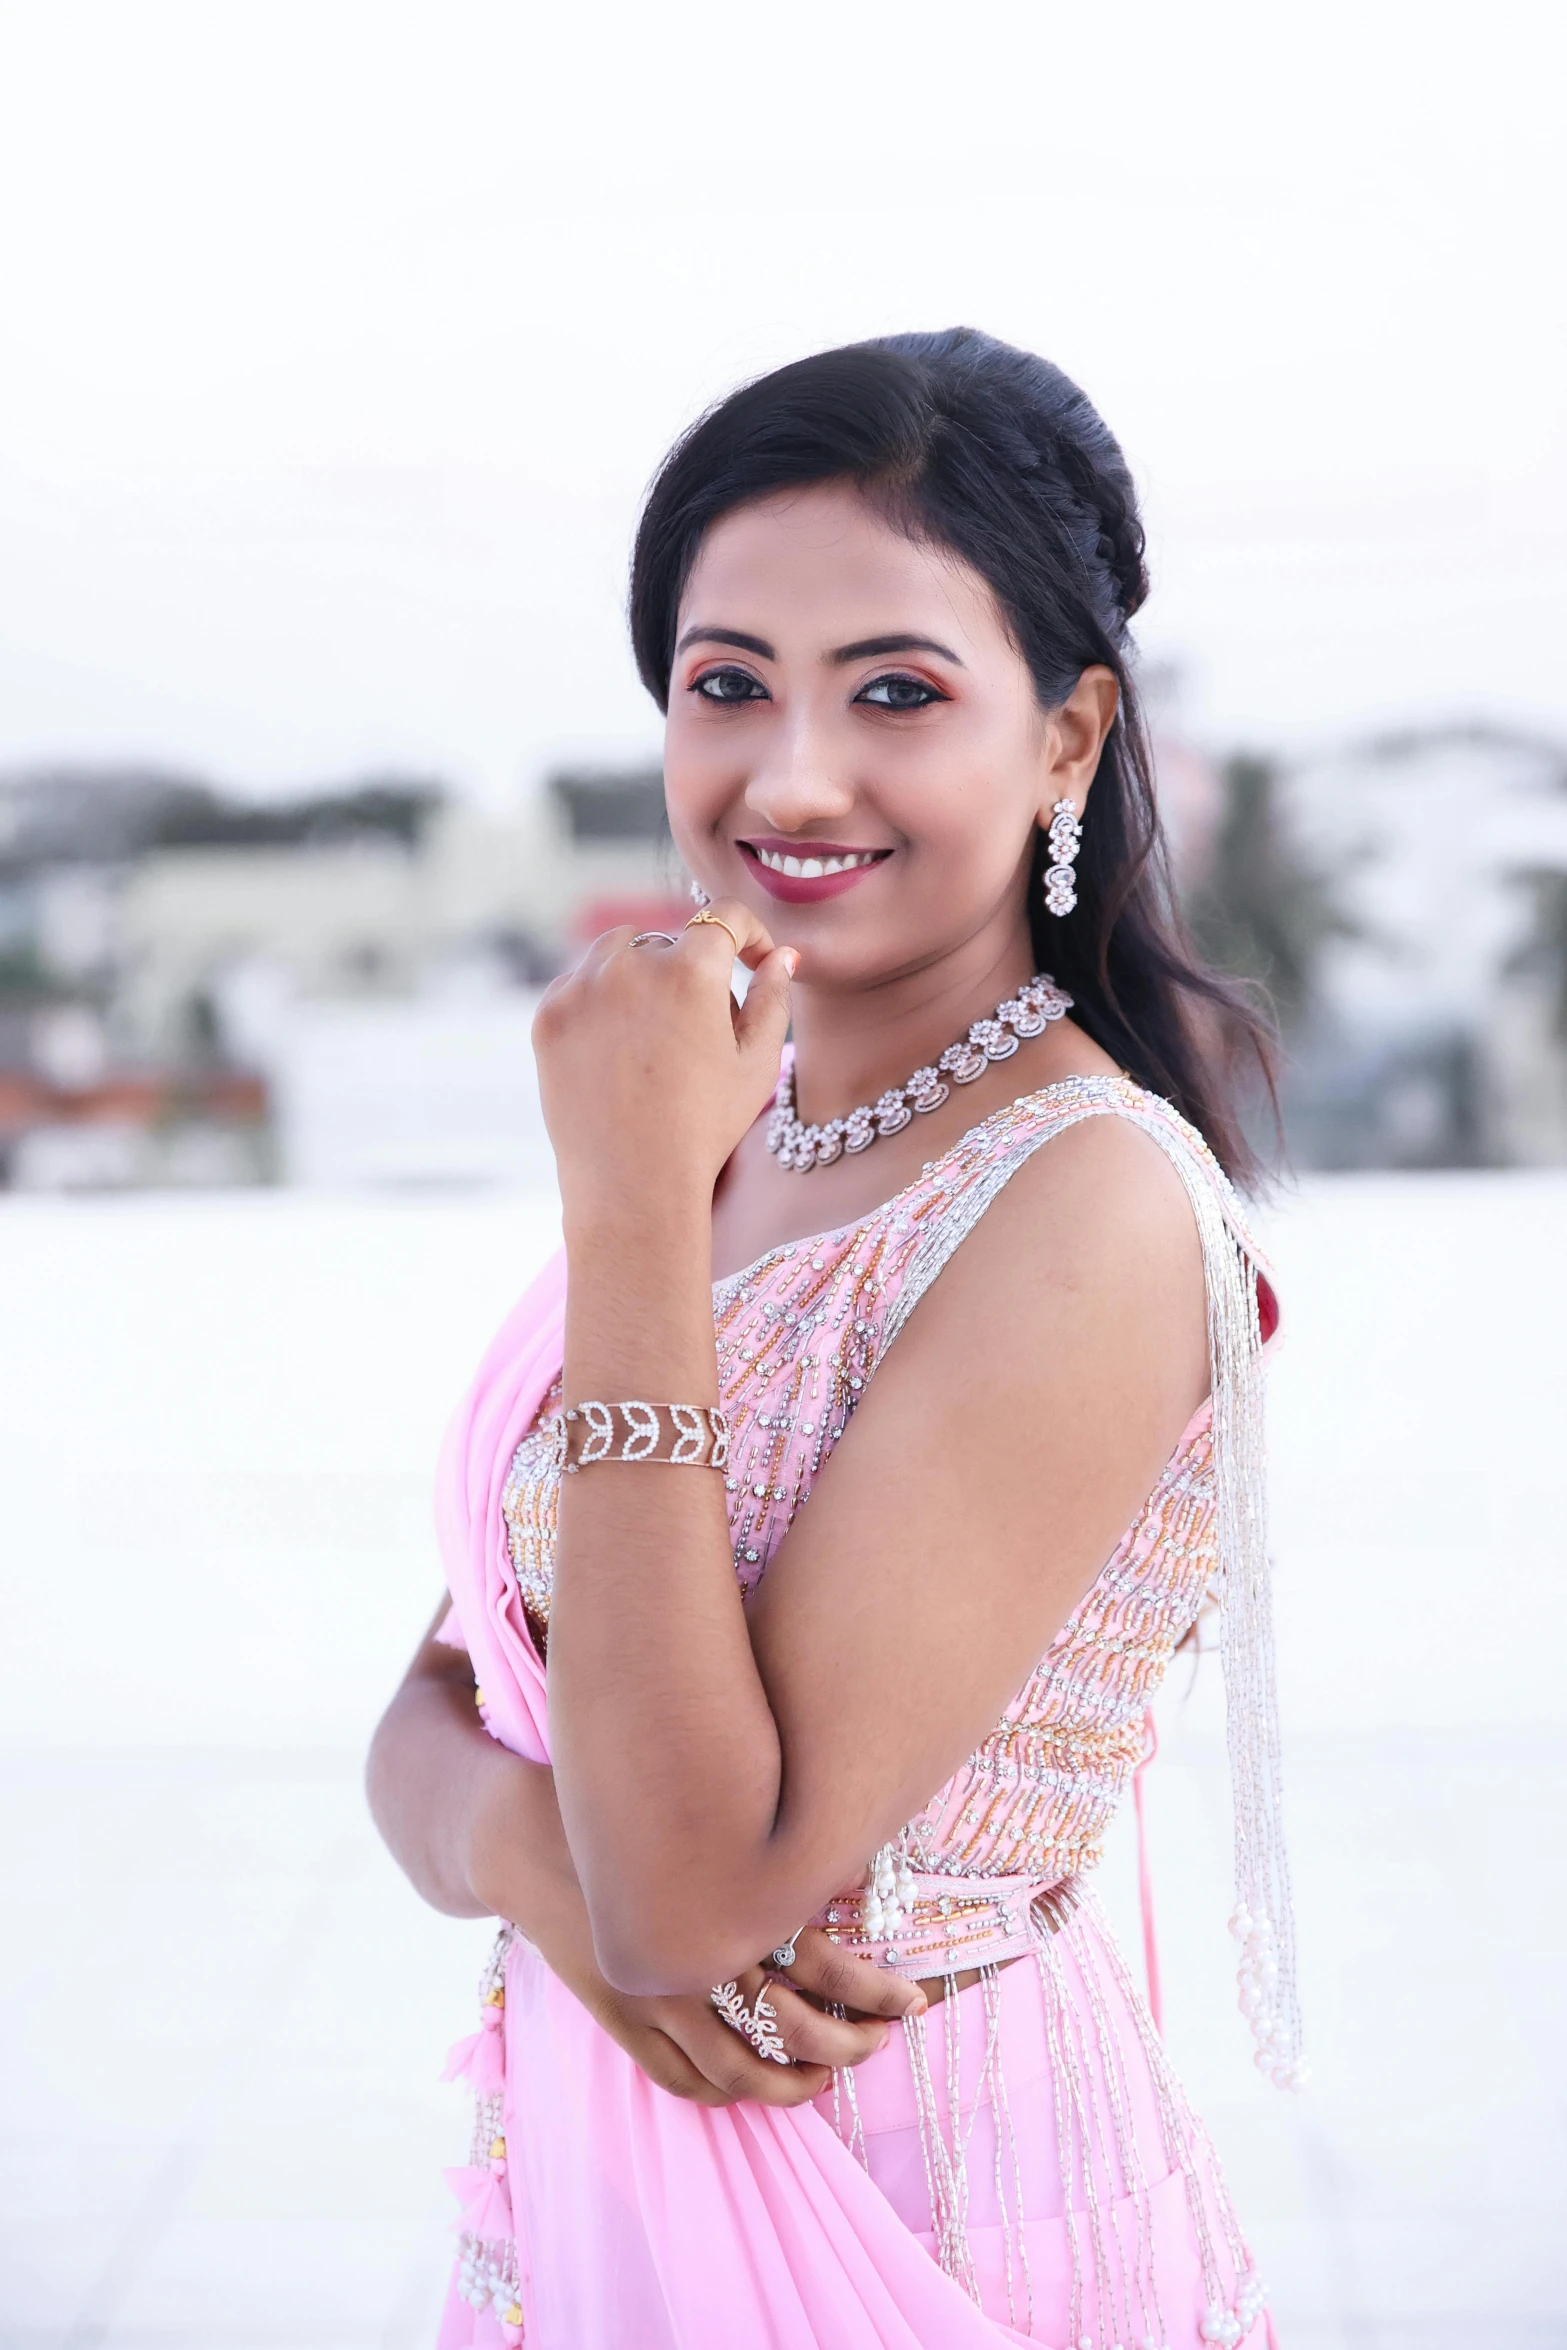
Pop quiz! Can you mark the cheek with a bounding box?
[660,709,737,837]
[886,727,1039,871]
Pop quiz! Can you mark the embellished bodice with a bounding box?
[502,1076,1243,1979]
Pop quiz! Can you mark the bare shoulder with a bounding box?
[966,1104,1202,1296]
[883,1102,1208,1407]
[1012,1102,1202,1260]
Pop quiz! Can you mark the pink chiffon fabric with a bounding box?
[470,1912,1263,2350]
[430,1078,1276,2349]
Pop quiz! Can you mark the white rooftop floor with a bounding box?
[1,1172,1563,2349]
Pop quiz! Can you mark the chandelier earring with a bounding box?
[688,878,711,909]
[1042,798,1082,918]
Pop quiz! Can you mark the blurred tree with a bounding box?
[1507,869,1567,1042]
[1184,752,1354,1028]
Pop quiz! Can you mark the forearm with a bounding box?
[366,1650,579,1940]
[549,1196,794,1992]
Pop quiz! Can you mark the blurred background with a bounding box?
[1,2,1564,2345]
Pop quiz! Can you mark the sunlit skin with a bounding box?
[368,482,1208,2111]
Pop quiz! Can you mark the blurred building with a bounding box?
[0,763,685,1188]
[0,772,277,1189]
[6,727,1566,1188]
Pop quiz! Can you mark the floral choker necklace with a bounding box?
[765,973,1073,1172]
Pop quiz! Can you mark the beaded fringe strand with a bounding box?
[883,1077,1305,2091]
[865,1893,1267,2343]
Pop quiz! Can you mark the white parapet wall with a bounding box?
[271,985,553,1188]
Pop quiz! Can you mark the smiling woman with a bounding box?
[367,329,1296,2350]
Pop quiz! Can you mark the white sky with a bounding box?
[0,0,1563,806]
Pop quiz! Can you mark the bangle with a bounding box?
[555,1400,730,1473]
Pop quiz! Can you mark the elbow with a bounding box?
[596,1948,701,2000]
[589,1903,764,2001]
[363,1716,405,1867]
[364,1696,492,1922]
[403,1871,493,1924]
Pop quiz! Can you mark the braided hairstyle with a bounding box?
[630,327,1275,1184]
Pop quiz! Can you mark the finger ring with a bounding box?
[709,1980,790,2064]
[684,910,743,957]
[627,930,680,949]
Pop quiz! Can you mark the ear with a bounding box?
[1037,665,1119,823]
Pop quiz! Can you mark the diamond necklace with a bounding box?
[765,972,1073,1172]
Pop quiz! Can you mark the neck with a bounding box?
[789,921,1039,1127]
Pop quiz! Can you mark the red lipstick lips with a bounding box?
[738,838,892,906]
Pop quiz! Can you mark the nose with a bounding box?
[741,708,857,835]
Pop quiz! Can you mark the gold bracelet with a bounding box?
[554,1400,730,1473]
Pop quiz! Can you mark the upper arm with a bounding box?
[745,1113,1208,1897]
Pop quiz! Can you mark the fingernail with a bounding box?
[908,1991,928,2014]
[782,948,800,975]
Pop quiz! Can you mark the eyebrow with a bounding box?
[827,633,965,667]
[675,626,775,658]
[674,626,965,667]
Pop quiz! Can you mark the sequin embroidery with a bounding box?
[501,1076,1238,1980]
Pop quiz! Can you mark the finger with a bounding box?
[633,2025,739,2107]
[785,1926,928,2019]
[578,925,643,971]
[682,896,775,972]
[670,2004,831,2108]
[733,942,796,1061]
[749,1974,896,2070]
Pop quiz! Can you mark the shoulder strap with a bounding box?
[881,1078,1121,1347]
[882,1076,1305,2090]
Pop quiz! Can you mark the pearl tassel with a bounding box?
[861,1835,918,1951]
[1201,2263,1268,2342]
[450,1927,525,2342]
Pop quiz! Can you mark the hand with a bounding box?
[539,1909,925,2110]
[532,899,795,1220]
[455,1701,926,2107]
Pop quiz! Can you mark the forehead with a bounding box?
[678,481,1007,655]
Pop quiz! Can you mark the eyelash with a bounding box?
[689,667,948,710]
[691,667,767,704]
[855,673,947,711]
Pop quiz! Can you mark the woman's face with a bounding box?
[663,480,1113,990]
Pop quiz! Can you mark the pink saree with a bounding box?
[430,1076,1297,2349]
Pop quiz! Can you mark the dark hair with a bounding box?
[629,327,1275,1184]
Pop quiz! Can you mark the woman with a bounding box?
[368,328,1302,2350]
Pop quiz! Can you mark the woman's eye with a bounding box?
[692,667,768,703]
[855,673,945,711]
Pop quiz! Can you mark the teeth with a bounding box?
[754,847,881,876]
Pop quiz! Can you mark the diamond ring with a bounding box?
[709,1981,790,2064]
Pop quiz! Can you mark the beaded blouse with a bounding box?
[500,1075,1295,2057]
